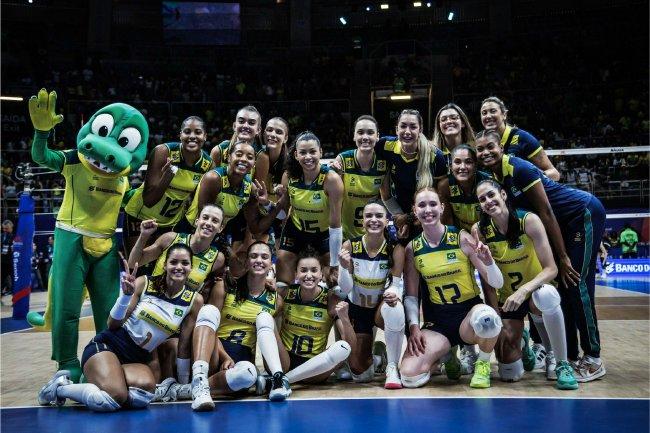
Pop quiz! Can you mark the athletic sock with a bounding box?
[478,350,491,362]
[535,309,568,362]
[530,314,553,353]
[384,328,403,365]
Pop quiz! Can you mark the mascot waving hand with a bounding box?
[27,89,148,382]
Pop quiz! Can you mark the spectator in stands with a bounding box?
[619,224,639,259]
[1,220,14,296]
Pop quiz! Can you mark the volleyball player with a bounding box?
[38,247,220,411]
[474,180,578,389]
[276,131,344,290]
[262,117,291,242]
[375,109,447,241]
[336,201,405,388]
[431,103,476,163]
[123,116,212,253]
[475,129,606,382]
[400,187,504,389]
[331,115,388,239]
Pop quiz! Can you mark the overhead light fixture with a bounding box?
[390,94,412,101]
[380,4,389,10]
[0,96,24,101]
[339,16,347,25]
[366,5,371,11]
[413,2,422,6]
[426,2,431,6]
[448,11,454,20]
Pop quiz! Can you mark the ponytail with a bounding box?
[415,134,434,190]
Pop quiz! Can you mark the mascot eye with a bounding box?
[118,127,142,151]
[91,113,115,137]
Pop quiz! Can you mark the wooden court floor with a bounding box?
[1,282,648,407]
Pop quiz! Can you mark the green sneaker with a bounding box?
[372,341,388,374]
[27,311,45,327]
[470,359,491,389]
[443,346,461,380]
[555,360,579,390]
[521,328,536,371]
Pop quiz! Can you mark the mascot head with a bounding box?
[76,103,149,178]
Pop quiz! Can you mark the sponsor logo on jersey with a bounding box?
[485,226,495,238]
[377,160,386,171]
[199,263,208,271]
[193,174,202,182]
[574,232,583,243]
[374,178,382,185]
[450,185,461,196]
[446,232,458,245]
[349,176,356,186]
[345,158,354,169]
[412,238,423,252]
[353,241,362,253]
[312,192,322,202]
[446,252,457,262]
[181,290,193,302]
[380,263,389,270]
[174,308,183,317]
[313,310,323,320]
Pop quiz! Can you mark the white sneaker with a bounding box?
[532,343,547,370]
[153,378,180,402]
[191,376,214,411]
[268,372,292,402]
[255,374,272,396]
[459,346,478,375]
[38,370,71,406]
[384,363,402,389]
[335,363,352,381]
[545,351,557,380]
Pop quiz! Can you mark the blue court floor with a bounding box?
[2,397,648,433]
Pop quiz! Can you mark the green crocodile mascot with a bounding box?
[26,89,148,382]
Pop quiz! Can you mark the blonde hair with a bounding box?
[397,109,433,190]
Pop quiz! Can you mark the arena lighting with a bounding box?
[0,96,24,101]
[339,16,347,25]
[448,11,454,20]
[426,2,431,6]
[366,5,371,11]
[413,2,422,6]
[380,4,389,10]
[390,94,412,100]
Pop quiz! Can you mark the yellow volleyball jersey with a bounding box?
[483,210,543,303]
[288,164,330,233]
[186,166,252,226]
[151,233,220,291]
[411,226,480,305]
[281,284,333,359]
[57,151,128,237]
[447,170,492,231]
[124,143,212,226]
[217,288,278,349]
[338,149,388,239]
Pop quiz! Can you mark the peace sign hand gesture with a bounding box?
[119,253,138,296]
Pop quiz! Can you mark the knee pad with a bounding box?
[381,302,405,333]
[470,305,503,339]
[195,304,221,332]
[351,364,375,383]
[401,371,430,388]
[255,311,275,334]
[327,341,351,365]
[498,360,524,382]
[127,386,154,409]
[532,284,561,313]
[225,361,258,391]
[84,384,121,412]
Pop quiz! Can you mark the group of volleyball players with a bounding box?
[39,96,607,413]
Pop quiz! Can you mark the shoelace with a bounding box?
[476,361,490,376]
[272,373,285,389]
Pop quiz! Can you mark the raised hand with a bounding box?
[338,249,352,271]
[253,180,270,206]
[335,301,349,321]
[28,88,64,132]
[139,219,158,237]
[119,253,138,295]
[470,230,494,265]
[161,157,177,178]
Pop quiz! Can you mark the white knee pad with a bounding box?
[532,284,562,313]
[381,302,405,332]
[84,384,121,412]
[256,311,275,333]
[195,304,221,332]
[470,305,503,339]
[401,371,431,388]
[498,360,524,382]
[327,341,351,364]
[225,361,258,391]
[351,364,375,383]
[127,387,154,409]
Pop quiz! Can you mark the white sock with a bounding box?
[286,341,350,383]
[192,360,209,381]
[530,314,553,353]
[535,308,568,362]
[381,302,405,365]
[478,350,491,362]
[57,383,120,411]
[256,313,283,374]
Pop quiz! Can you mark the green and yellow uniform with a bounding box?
[217,287,278,349]
[288,164,331,233]
[447,170,492,231]
[482,210,542,303]
[151,233,220,292]
[411,226,479,305]
[338,149,388,239]
[215,139,265,176]
[185,166,252,227]
[124,143,212,227]
[281,285,333,359]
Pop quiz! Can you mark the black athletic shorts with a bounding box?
[500,298,531,321]
[345,298,380,335]
[219,338,254,364]
[421,296,482,347]
[81,327,152,368]
[279,222,329,255]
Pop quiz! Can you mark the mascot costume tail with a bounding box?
[26,89,148,382]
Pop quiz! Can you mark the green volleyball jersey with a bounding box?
[281,284,333,359]
[483,210,543,303]
[151,233,220,291]
[447,170,492,231]
[288,164,331,233]
[217,288,278,349]
[124,143,212,226]
[338,149,387,239]
[186,166,252,226]
[57,150,128,237]
[411,226,479,305]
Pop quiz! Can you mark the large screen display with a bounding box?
[163,2,240,45]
